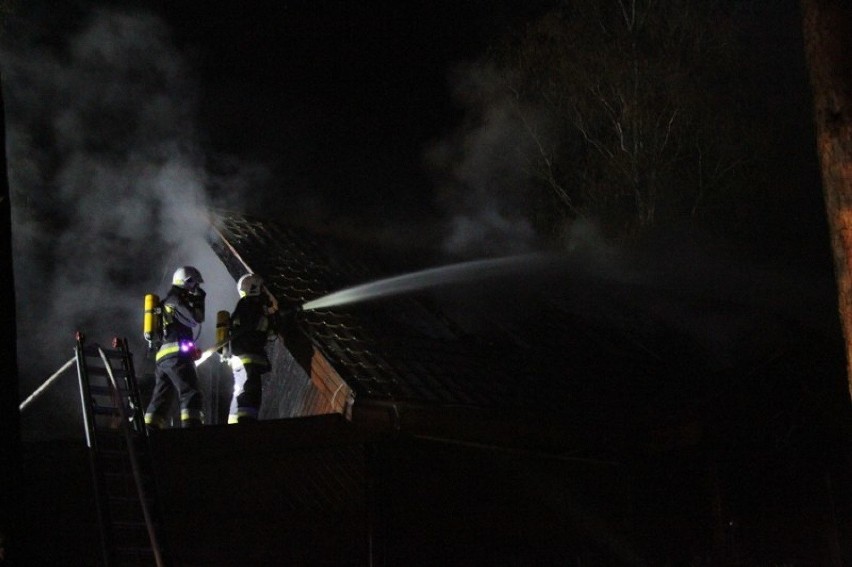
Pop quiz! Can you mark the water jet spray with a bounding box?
[300,252,555,311]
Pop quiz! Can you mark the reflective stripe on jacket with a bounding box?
[236,353,270,367]
[156,341,182,362]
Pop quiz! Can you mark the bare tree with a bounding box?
[801,0,852,399]
[487,0,764,241]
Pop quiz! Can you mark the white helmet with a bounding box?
[172,266,204,291]
[238,273,263,297]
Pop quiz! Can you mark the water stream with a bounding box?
[300,252,555,311]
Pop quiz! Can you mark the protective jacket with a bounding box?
[156,285,205,362]
[230,295,276,364]
[145,285,206,428]
[228,295,277,423]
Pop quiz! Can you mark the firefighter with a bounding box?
[227,273,278,423]
[144,265,206,429]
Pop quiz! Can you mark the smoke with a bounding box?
[425,51,839,371]
[3,5,247,439]
[428,58,618,263]
[427,62,546,257]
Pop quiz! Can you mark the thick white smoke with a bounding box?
[428,59,613,259]
[3,6,242,439]
[426,62,545,257]
[426,54,839,378]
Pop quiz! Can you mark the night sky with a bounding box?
[6,0,829,252]
[158,2,823,232]
[153,0,832,273]
[2,0,843,440]
[154,1,549,224]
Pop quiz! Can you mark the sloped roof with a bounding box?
[207,211,803,453]
[209,212,533,408]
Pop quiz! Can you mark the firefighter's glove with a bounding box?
[264,300,277,316]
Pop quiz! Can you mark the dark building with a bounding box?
[19,211,852,566]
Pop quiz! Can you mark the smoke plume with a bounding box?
[426,62,545,257]
[426,54,839,376]
[3,5,244,439]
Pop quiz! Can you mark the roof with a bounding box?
[206,211,838,455]
[16,212,851,565]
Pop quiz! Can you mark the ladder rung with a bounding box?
[98,430,144,443]
[103,472,135,483]
[112,530,152,543]
[99,446,132,455]
[108,495,148,504]
[107,477,154,489]
[109,507,146,518]
[97,447,130,458]
[111,523,152,541]
[99,445,147,459]
[92,406,124,416]
[99,463,131,475]
[98,439,130,450]
[114,547,155,556]
[86,366,125,378]
[115,550,155,560]
[82,345,125,358]
[98,454,130,466]
[103,468,151,479]
[89,385,129,396]
[115,551,155,561]
[93,428,133,438]
[104,470,135,479]
[113,519,148,529]
[105,488,146,501]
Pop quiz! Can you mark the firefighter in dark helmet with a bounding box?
[145,265,206,429]
[227,273,278,423]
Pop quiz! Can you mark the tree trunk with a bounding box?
[0,69,21,557]
[801,0,852,400]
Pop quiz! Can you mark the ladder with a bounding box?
[75,332,168,566]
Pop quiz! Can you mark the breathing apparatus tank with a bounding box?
[143,293,162,348]
[215,310,230,346]
[215,310,231,359]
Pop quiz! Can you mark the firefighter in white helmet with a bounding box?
[144,266,206,429]
[226,273,278,423]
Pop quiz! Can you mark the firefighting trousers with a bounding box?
[228,356,267,423]
[145,356,203,428]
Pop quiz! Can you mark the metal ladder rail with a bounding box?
[97,338,167,566]
[76,333,114,566]
[75,333,166,567]
[112,337,146,435]
[77,335,165,566]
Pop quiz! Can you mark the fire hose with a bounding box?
[19,305,299,412]
[19,332,265,413]
[19,357,76,412]
[18,343,222,413]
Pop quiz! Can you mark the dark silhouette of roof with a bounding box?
[207,210,837,456]
[16,212,852,565]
